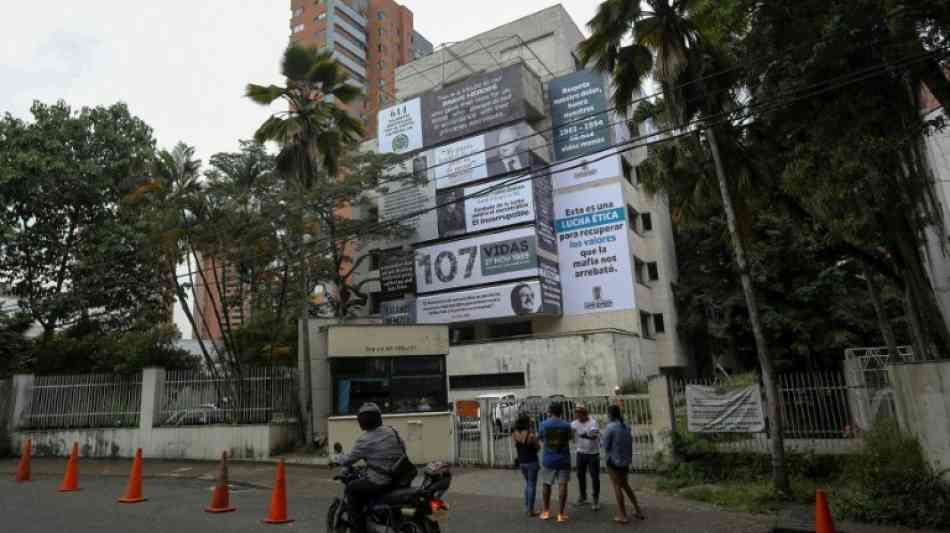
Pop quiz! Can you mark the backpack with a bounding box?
[385,426,418,487]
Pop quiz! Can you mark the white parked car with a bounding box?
[478,392,519,433]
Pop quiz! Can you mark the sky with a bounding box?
[0,1,603,337]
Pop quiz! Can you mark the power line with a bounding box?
[160,45,950,284]
[11,46,947,329]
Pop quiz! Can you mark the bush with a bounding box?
[665,431,846,483]
[834,419,950,529]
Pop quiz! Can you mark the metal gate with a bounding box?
[454,395,656,471]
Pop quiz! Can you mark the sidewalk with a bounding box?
[1,458,936,533]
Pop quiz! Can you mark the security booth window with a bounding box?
[331,356,447,415]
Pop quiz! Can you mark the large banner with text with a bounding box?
[377,151,438,243]
[554,182,635,315]
[414,226,544,294]
[378,63,535,154]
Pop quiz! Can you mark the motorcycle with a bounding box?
[327,443,451,533]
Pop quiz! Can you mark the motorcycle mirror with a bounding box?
[333,442,343,453]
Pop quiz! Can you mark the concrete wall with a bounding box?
[922,106,950,334]
[447,331,657,400]
[328,412,454,464]
[890,360,950,478]
[12,424,286,461]
[7,368,297,461]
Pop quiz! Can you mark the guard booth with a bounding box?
[325,325,454,464]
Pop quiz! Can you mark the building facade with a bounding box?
[920,81,950,334]
[302,6,687,425]
[289,0,433,138]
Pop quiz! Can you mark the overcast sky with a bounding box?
[1,1,602,338]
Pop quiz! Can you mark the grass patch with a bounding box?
[664,479,819,515]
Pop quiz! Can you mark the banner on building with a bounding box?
[422,63,529,147]
[381,298,417,325]
[551,148,624,190]
[378,97,423,154]
[532,171,557,254]
[379,250,416,296]
[685,384,766,433]
[416,279,559,324]
[554,182,635,315]
[549,69,612,161]
[432,122,538,190]
[415,226,542,294]
[378,152,438,243]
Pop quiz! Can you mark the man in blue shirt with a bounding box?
[538,402,573,522]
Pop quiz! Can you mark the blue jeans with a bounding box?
[520,462,540,513]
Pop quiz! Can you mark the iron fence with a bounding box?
[20,374,142,429]
[672,372,867,454]
[159,367,298,426]
[456,394,656,471]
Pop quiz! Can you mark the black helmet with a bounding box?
[357,402,383,431]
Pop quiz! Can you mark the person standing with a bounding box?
[571,404,601,510]
[538,402,572,522]
[603,404,645,524]
[512,414,540,516]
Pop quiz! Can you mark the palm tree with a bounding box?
[246,44,364,446]
[579,0,790,494]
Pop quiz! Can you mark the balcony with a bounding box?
[334,0,367,26]
[332,13,367,45]
[332,50,367,77]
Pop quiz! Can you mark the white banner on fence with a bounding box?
[685,384,766,433]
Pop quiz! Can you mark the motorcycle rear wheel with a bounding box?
[396,518,440,533]
[327,498,349,533]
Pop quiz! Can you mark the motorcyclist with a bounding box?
[333,403,405,533]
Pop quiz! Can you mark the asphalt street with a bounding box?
[0,459,932,533]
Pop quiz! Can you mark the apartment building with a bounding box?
[304,6,687,421]
[289,0,433,138]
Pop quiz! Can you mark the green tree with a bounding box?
[246,44,366,445]
[579,0,791,493]
[738,0,950,359]
[0,101,168,336]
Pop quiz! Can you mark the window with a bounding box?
[378,79,385,89]
[634,257,647,285]
[622,158,635,185]
[654,314,665,334]
[331,356,447,415]
[449,372,526,390]
[627,204,638,227]
[379,27,384,35]
[378,10,386,20]
[291,23,305,33]
[647,261,659,281]
[292,7,304,17]
[641,212,653,231]
[449,326,476,345]
[489,321,532,339]
[369,292,382,315]
[378,43,385,53]
[368,249,381,271]
[367,205,379,222]
[640,311,653,339]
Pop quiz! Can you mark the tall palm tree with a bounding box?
[246,44,364,446]
[579,0,790,494]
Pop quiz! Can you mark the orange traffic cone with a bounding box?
[262,460,294,524]
[15,439,32,482]
[205,451,236,513]
[58,442,81,492]
[118,448,147,503]
[816,489,836,533]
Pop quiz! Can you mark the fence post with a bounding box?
[648,374,676,464]
[140,368,165,430]
[10,374,34,432]
[479,398,492,466]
